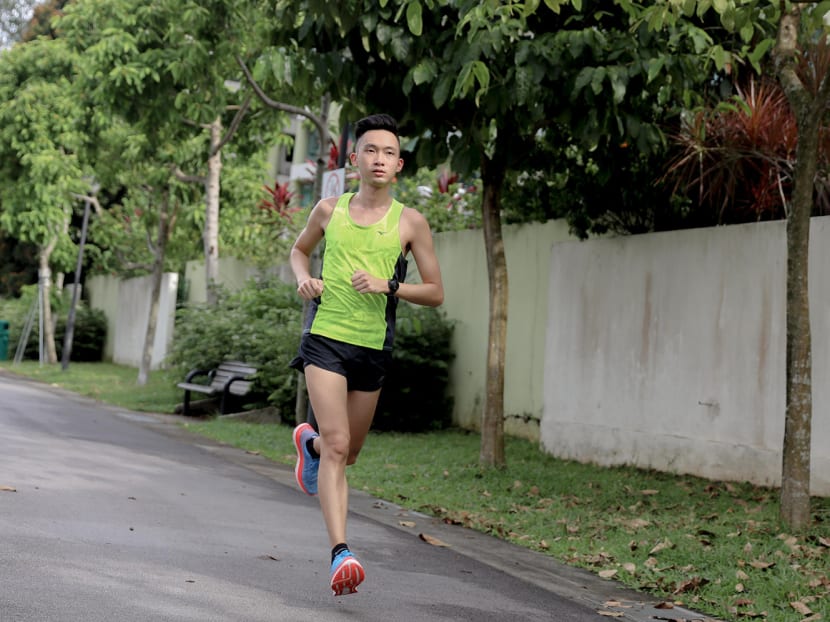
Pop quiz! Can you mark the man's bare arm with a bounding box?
[290,199,332,300]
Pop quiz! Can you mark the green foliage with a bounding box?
[0,36,88,272]
[166,277,303,419]
[0,286,105,362]
[392,167,482,233]
[374,302,455,432]
[0,233,37,297]
[21,306,107,362]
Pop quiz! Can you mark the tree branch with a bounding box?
[171,165,206,185]
[213,92,252,156]
[235,55,332,148]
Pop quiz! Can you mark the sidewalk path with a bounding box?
[0,372,717,622]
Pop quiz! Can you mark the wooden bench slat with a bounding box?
[179,360,259,416]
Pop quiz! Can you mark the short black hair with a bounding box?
[354,113,399,144]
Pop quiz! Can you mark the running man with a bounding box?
[288,113,444,596]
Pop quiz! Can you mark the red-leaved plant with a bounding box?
[666,64,830,224]
[258,181,299,221]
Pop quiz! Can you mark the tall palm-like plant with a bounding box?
[666,74,830,223]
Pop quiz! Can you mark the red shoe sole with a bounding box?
[331,558,365,596]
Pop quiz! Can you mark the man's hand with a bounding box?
[351,270,386,295]
[297,277,324,300]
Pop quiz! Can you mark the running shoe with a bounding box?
[330,549,365,596]
[292,422,319,495]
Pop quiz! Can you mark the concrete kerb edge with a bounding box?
[0,369,721,622]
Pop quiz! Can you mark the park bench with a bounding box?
[177,360,258,416]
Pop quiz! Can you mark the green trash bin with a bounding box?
[0,320,8,360]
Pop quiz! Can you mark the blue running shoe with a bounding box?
[293,423,319,496]
[330,549,365,596]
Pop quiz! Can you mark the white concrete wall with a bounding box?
[85,274,119,361]
[541,217,830,495]
[184,257,294,304]
[87,272,178,369]
[433,220,575,438]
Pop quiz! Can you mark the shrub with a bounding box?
[20,306,107,362]
[1,286,104,362]
[166,278,303,420]
[374,302,455,432]
[55,307,107,361]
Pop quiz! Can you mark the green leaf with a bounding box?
[748,38,774,73]
[406,1,423,37]
[543,0,565,14]
[646,56,666,84]
[573,67,593,96]
[590,66,606,95]
[433,75,452,108]
[413,58,438,85]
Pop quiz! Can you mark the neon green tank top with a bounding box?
[310,193,405,350]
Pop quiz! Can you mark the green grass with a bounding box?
[0,361,181,413]
[2,361,829,621]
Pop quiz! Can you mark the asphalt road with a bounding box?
[0,372,716,622]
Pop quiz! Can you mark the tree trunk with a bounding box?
[37,241,58,364]
[479,153,508,468]
[137,191,172,386]
[204,117,222,305]
[776,6,816,529]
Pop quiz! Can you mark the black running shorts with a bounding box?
[289,333,391,392]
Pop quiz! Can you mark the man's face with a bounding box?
[350,129,403,187]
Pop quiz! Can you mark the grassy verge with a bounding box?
[0,361,181,413]
[3,361,828,621]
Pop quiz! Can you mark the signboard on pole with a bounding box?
[322,168,346,199]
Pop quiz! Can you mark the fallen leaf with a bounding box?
[0,485,17,492]
[245,450,260,455]
[641,489,659,496]
[622,562,636,574]
[790,602,813,615]
[733,598,754,606]
[399,521,416,528]
[736,570,750,581]
[538,540,549,550]
[654,601,674,609]
[650,539,675,555]
[749,559,775,571]
[419,533,450,547]
[674,576,709,594]
[735,583,745,592]
[599,569,618,579]
[802,615,823,622]
[624,518,652,530]
[597,611,624,617]
[258,554,279,561]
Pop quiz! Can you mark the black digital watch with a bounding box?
[386,277,400,297]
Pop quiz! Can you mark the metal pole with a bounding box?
[337,122,350,169]
[62,198,91,371]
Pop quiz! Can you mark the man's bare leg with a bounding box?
[304,365,380,546]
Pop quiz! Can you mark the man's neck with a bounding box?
[353,184,392,210]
